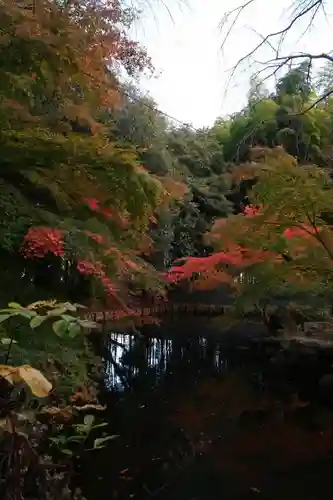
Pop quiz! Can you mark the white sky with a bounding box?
[131,0,333,128]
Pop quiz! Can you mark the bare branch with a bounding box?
[221,0,323,70]
[253,53,333,115]
[295,0,323,43]
[250,52,333,91]
[245,27,278,56]
[259,52,333,66]
[220,0,256,54]
[221,0,330,103]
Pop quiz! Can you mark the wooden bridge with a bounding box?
[84,301,232,323]
[83,286,332,324]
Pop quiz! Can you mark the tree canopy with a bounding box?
[0,0,173,306]
[165,61,333,311]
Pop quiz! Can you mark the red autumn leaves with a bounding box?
[243,205,261,217]
[76,260,116,296]
[164,245,270,286]
[84,198,113,219]
[84,198,128,226]
[283,225,316,239]
[21,227,117,296]
[164,205,319,287]
[242,204,317,240]
[84,231,104,245]
[20,195,147,297]
[20,198,129,296]
[21,227,65,259]
[21,198,320,297]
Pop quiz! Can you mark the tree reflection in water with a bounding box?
[80,332,333,500]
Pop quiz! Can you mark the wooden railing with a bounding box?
[84,301,231,322]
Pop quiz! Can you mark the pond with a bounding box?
[80,330,333,500]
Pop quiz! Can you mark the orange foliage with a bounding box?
[1,0,152,125]
[163,204,293,289]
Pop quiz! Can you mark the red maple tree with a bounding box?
[163,204,301,289]
[21,224,118,296]
[20,191,159,301]
[21,195,125,297]
[21,227,65,259]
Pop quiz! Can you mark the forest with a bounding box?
[2,1,333,499]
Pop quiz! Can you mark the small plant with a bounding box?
[0,300,96,342]
[0,300,98,397]
[49,413,118,456]
[0,299,113,500]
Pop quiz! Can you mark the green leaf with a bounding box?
[49,437,62,446]
[52,319,68,337]
[66,435,87,443]
[8,302,22,309]
[91,423,108,430]
[17,309,37,319]
[63,302,77,312]
[50,434,68,445]
[61,448,73,455]
[29,315,47,329]
[0,314,13,323]
[47,307,69,317]
[74,424,87,434]
[0,309,21,314]
[93,435,119,448]
[1,338,17,345]
[78,319,97,329]
[68,322,81,338]
[53,302,77,312]
[61,314,76,323]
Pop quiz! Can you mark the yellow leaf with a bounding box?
[0,364,20,385]
[17,365,52,398]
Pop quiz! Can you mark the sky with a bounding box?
[131,0,333,128]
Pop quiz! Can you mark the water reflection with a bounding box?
[104,334,231,392]
[82,332,333,500]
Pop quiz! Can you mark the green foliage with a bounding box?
[276,62,312,102]
[0,297,116,500]
[49,414,118,456]
[108,89,233,267]
[213,63,333,165]
[164,127,232,259]
[168,127,227,177]
[108,85,174,176]
[0,0,167,304]
[0,300,98,395]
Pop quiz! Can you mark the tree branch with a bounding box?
[221,0,329,101]
[304,208,333,260]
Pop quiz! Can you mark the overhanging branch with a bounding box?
[221,0,330,104]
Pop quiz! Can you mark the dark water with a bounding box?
[81,331,333,500]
